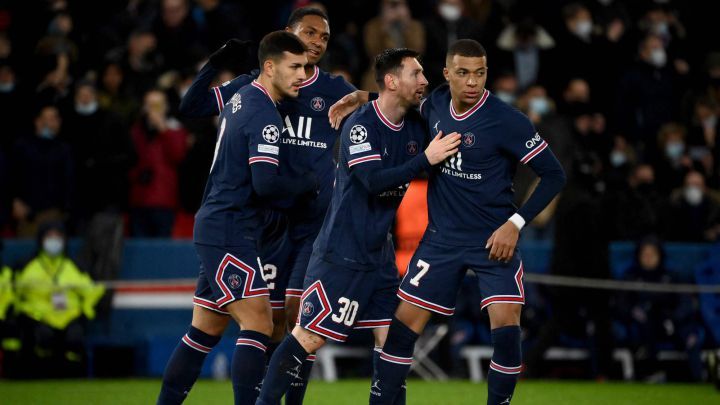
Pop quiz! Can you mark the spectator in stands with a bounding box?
[14,221,104,377]
[606,164,667,240]
[653,123,694,194]
[0,60,31,151]
[686,97,719,184]
[616,236,704,381]
[128,89,188,237]
[107,29,163,98]
[10,105,74,237]
[490,71,519,106]
[97,62,140,124]
[64,80,135,233]
[665,170,720,242]
[616,34,677,153]
[422,0,483,89]
[34,52,73,109]
[152,0,206,71]
[361,0,425,90]
[494,18,555,91]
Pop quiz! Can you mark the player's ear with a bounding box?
[443,67,449,82]
[263,59,274,77]
[384,74,396,91]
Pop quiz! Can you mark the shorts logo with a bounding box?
[462,132,475,147]
[228,274,243,290]
[262,125,280,143]
[349,125,368,144]
[406,140,419,155]
[302,301,315,317]
[311,97,325,112]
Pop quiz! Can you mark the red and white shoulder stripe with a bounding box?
[520,140,548,165]
[249,156,279,166]
[348,154,382,168]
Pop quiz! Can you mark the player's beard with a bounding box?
[274,71,302,99]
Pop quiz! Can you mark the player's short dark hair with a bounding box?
[374,48,420,89]
[446,39,487,60]
[258,31,307,67]
[287,7,329,28]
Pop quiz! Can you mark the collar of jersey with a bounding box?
[251,80,276,105]
[372,100,404,131]
[299,66,319,88]
[449,89,489,121]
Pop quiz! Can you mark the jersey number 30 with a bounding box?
[332,297,359,326]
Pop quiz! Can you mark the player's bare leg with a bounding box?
[285,296,301,332]
[157,306,230,405]
[485,303,523,405]
[225,297,273,405]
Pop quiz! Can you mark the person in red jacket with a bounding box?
[129,88,188,237]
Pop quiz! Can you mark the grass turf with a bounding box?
[0,379,716,404]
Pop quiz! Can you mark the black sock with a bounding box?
[157,326,221,405]
[256,334,308,405]
[487,325,522,405]
[285,353,316,405]
[232,330,269,405]
[369,319,418,405]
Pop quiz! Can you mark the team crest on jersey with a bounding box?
[262,125,280,143]
[228,274,242,290]
[462,132,475,147]
[302,301,315,317]
[349,125,368,144]
[310,97,325,112]
[229,93,242,113]
[406,140,419,155]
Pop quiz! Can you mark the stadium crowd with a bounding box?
[0,0,718,382]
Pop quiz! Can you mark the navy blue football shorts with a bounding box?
[398,239,525,316]
[296,253,400,342]
[284,235,315,300]
[259,231,293,311]
[193,242,269,315]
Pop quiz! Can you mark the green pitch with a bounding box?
[0,379,716,404]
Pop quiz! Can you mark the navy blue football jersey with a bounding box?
[313,100,429,270]
[193,81,285,246]
[212,67,356,240]
[420,85,551,246]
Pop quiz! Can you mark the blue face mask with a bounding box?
[75,101,98,116]
[496,91,516,105]
[529,96,550,116]
[0,82,15,93]
[665,141,684,160]
[39,126,56,139]
[610,150,627,167]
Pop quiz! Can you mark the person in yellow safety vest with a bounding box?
[0,264,13,321]
[14,221,105,376]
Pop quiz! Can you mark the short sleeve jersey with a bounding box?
[313,101,429,270]
[193,81,284,246]
[420,84,550,246]
[212,67,356,240]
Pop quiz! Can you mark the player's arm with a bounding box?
[328,90,379,129]
[248,119,318,199]
[346,124,460,194]
[179,40,254,117]
[487,121,566,262]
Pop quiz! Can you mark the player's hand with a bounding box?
[329,91,369,130]
[208,39,253,69]
[424,131,461,165]
[485,221,520,262]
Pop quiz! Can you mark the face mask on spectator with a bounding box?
[496,91,515,105]
[39,126,56,139]
[683,185,703,206]
[0,81,14,93]
[703,115,717,129]
[43,237,64,256]
[610,150,627,167]
[439,4,462,22]
[649,48,667,68]
[573,20,593,39]
[652,22,670,37]
[529,96,550,116]
[664,141,684,159]
[75,101,98,116]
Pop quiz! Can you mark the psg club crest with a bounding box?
[302,301,315,317]
[349,125,368,144]
[262,125,280,143]
[406,140,419,155]
[462,132,475,147]
[311,97,325,112]
[228,274,242,290]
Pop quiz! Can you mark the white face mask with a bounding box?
[702,115,717,130]
[439,4,462,22]
[665,141,684,160]
[574,20,593,39]
[529,96,550,116]
[649,48,667,68]
[43,237,65,256]
[0,81,15,93]
[610,150,627,167]
[683,185,703,206]
[496,91,516,105]
[75,100,99,116]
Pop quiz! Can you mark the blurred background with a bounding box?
[0,0,719,387]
